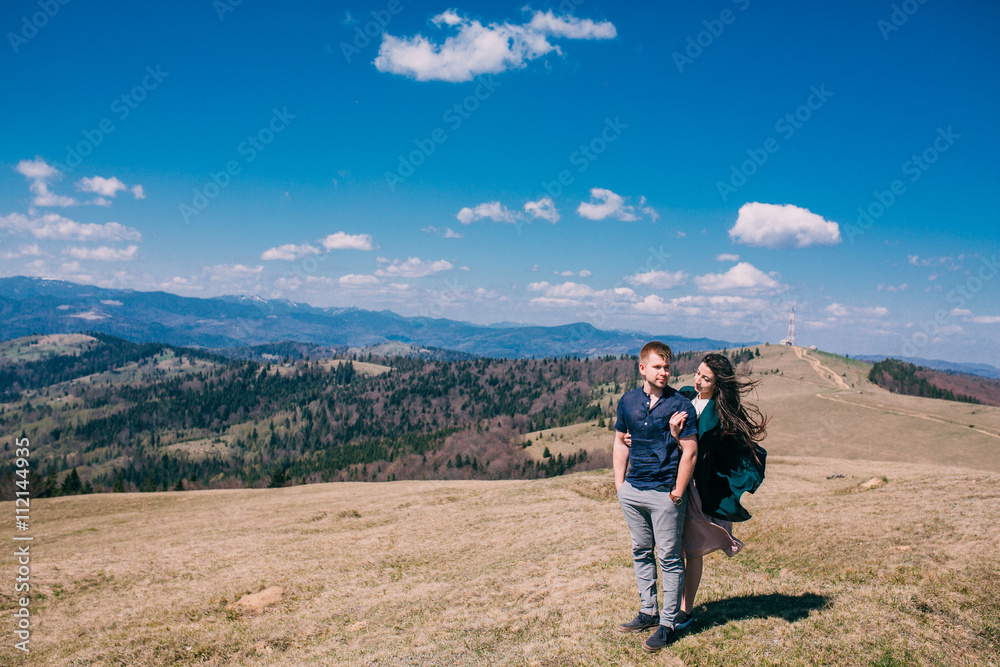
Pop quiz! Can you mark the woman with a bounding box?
[673,353,767,628]
[626,353,767,629]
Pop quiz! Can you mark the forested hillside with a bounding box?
[0,334,642,498]
[868,358,987,404]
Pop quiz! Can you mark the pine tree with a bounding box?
[61,468,82,495]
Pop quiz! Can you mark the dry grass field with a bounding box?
[2,346,999,665]
[1,459,997,666]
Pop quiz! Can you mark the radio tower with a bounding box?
[780,306,795,346]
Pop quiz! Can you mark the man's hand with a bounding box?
[623,430,632,447]
[613,429,629,491]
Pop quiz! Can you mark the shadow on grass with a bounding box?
[691,592,829,631]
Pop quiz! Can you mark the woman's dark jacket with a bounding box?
[681,386,766,522]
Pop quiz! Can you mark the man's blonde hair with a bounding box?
[639,341,672,364]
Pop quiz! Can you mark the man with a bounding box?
[614,341,698,652]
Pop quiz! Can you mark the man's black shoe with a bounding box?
[617,612,659,633]
[642,625,678,652]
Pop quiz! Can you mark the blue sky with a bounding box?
[1,0,998,364]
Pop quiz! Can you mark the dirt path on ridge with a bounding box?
[794,346,852,391]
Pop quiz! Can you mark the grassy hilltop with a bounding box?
[2,345,999,665]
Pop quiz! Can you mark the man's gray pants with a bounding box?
[617,480,686,628]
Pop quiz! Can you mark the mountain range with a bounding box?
[0,276,743,358]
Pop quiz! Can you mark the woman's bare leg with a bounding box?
[681,554,703,613]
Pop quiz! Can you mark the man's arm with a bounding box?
[672,434,698,498]
[613,429,629,491]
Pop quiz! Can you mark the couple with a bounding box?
[613,341,767,652]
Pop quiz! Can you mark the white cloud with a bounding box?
[949,308,1000,325]
[877,282,909,292]
[633,295,766,325]
[375,257,454,278]
[422,226,464,238]
[63,245,139,261]
[159,265,264,298]
[14,159,143,208]
[825,303,849,317]
[578,188,633,221]
[694,262,784,293]
[205,264,263,280]
[339,274,380,286]
[161,276,203,292]
[260,243,322,261]
[457,202,518,225]
[0,243,42,259]
[0,212,142,242]
[907,255,959,269]
[524,197,560,223]
[321,232,374,251]
[825,303,888,320]
[715,253,740,262]
[375,9,616,82]
[633,294,674,315]
[527,280,637,307]
[458,197,561,226]
[77,176,128,198]
[626,269,689,289]
[526,11,617,38]
[16,157,77,207]
[729,202,841,248]
[10,257,103,285]
[577,188,656,222]
[554,269,592,278]
[15,157,58,181]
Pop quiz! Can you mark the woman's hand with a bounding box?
[623,431,632,447]
[669,412,687,441]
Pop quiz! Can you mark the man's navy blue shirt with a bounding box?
[615,386,698,490]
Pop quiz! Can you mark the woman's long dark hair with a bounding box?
[701,353,768,449]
